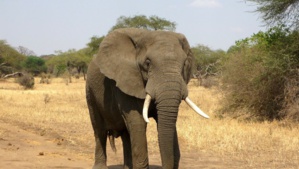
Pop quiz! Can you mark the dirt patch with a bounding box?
[1,118,298,169]
[0,118,238,169]
[0,119,91,169]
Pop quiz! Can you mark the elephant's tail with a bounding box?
[108,134,117,153]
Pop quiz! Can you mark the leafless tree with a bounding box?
[16,46,36,56]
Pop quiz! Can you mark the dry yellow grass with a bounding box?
[0,77,298,168]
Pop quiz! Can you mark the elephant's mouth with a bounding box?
[142,93,210,123]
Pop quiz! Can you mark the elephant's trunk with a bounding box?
[142,73,208,168]
[157,104,180,169]
[155,79,183,169]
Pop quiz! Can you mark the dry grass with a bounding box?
[0,78,298,168]
[0,78,94,153]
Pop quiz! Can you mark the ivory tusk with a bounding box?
[143,94,151,123]
[185,97,210,119]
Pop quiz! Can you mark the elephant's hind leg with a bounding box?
[90,113,108,169]
[121,130,133,169]
[86,88,108,169]
[93,132,108,169]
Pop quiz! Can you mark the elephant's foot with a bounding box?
[92,163,108,169]
[123,165,131,169]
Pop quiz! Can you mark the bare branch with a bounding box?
[3,72,24,78]
[248,0,299,29]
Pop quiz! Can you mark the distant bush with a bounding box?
[192,44,224,88]
[0,40,26,71]
[18,74,35,89]
[22,56,47,75]
[39,73,51,84]
[221,26,299,121]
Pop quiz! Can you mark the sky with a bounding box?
[0,0,265,56]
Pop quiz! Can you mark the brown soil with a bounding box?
[0,118,246,169]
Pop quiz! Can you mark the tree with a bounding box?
[87,36,105,55]
[45,49,91,79]
[86,15,176,56]
[248,0,299,29]
[16,46,35,56]
[192,44,224,77]
[110,15,176,31]
[45,53,67,77]
[22,56,47,75]
[111,15,148,30]
[0,40,26,72]
[148,16,176,31]
[66,48,90,81]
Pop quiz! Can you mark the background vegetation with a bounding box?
[221,26,299,121]
[1,4,298,122]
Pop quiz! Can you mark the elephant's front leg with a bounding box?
[124,110,149,169]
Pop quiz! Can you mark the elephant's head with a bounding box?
[95,28,209,167]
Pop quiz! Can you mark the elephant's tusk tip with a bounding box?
[185,97,210,119]
[203,114,210,119]
[143,108,150,123]
[144,117,150,123]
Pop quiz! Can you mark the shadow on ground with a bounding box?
[109,165,162,169]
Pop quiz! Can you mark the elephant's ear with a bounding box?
[176,33,194,84]
[95,28,148,99]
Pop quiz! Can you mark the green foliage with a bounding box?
[147,15,177,31]
[22,56,47,75]
[45,49,91,77]
[248,0,299,29]
[87,36,105,56]
[192,44,225,76]
[0,40,26,72]
[111,15,148,30]
[222,26,299,121]
[110,15,176,31]
[46,51,69,77]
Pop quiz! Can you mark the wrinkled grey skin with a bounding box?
[86,28,193,169]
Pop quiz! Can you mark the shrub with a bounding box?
[221,26,299,121]
[191,44,224,89]
[279,70,299,121]
[18,74,34,89]
[40,73,51,84]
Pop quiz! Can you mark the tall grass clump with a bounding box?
[221,26,299,121]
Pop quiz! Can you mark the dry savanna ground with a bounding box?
[0,77,298,169]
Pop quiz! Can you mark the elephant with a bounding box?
[85,28,209,169]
